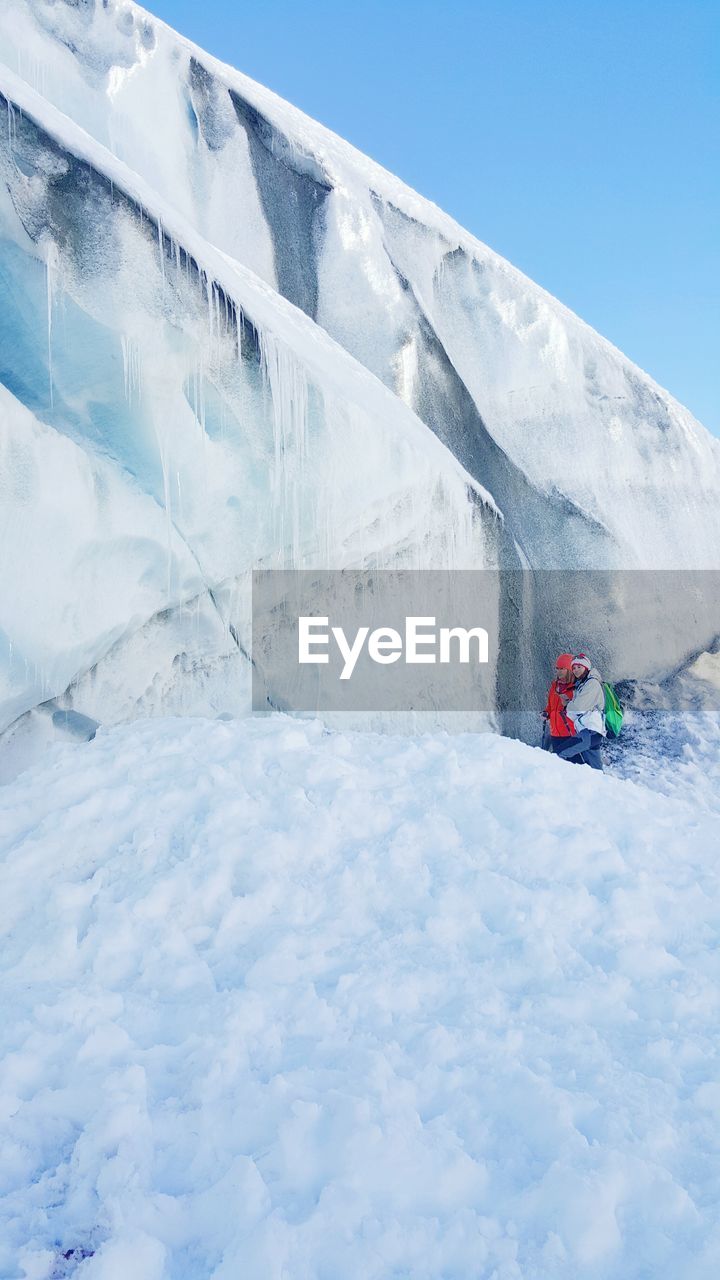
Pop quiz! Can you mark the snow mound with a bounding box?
[2,715,719,1278]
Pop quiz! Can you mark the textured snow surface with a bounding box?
[2,714,720,1279]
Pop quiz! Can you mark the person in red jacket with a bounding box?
[542,654,577,753]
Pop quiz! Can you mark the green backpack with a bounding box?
[603,682,624,738]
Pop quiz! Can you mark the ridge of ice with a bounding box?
[0,0,719,758]
[0,66,506,743]
[1,0,716,573]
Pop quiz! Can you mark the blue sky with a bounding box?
[152,0,718,433]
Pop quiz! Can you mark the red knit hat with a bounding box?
[555,653,574,669]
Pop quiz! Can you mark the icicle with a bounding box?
[259,329,309,567]
[121,336,141,404]
[7,99,17,151]
[395,334,418,408]
[234,305,246,362]
[157,219,165,281]
[192,357,206,435]
[206,276,214,339]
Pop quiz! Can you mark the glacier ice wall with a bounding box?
[0,0,719,753]
[1,0,717,569]
[0,67,502,742]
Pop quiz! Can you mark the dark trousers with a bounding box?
[555,731,604,770]
[550,735,583,764]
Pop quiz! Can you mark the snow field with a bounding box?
[1,715,720,1278]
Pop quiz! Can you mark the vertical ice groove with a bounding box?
[45,240,59,411]
[151,419,174,602]
[16,48,47,96]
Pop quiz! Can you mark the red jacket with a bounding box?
[545,679,576,737]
